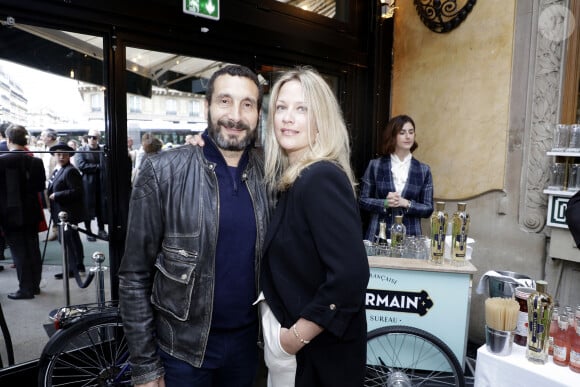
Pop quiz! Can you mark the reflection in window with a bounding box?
[275,0,339,19]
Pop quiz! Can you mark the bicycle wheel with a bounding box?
[365,325,465,387]
[38,312,131,387]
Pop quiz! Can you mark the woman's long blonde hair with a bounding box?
[263,66,357,193]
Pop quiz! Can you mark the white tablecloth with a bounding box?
[474,343,580,387]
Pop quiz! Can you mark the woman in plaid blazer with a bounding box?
[359,115,434,241]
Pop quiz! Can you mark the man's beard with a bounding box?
[208,112,257,151]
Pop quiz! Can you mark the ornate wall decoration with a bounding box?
[414,0,477,33]
[520,0,567,232]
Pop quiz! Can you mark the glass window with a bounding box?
[0,24,108,367]
[166,98,177,115]
[129,95,142,113]
[190,99,202,118]
[91,93,103,112]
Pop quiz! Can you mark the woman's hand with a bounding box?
[187,134,205,146]
[280,319,324,355]
[386,192,410,209]
[280,327,302,355]
[386,192,401,208]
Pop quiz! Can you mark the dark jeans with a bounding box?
[0,232,5,257]
[58,225,84,270]
[159,324,258,387]
[85,190,106,234]
[4,227,42,294]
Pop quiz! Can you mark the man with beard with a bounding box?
[119,65,271,387]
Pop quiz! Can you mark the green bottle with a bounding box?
[526,280,554,364]
[430,202,447,264]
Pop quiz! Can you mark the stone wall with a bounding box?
[391,0,580,344]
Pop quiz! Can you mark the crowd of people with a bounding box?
[0,123,113,298]
[0,119,196,298]
[2,63,435,385]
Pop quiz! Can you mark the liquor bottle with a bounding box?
[377,221,388,246]
[390,215,406,248]
[526,280,554,364]
[553,314,570,366]
[430,201,447,264]
[570,311,580,373]
[566,306,576,364]
[451,202,470,265]
[548,307,559,355]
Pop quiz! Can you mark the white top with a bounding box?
[391,153,412,194]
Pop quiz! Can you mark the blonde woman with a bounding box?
[259,67,369,387]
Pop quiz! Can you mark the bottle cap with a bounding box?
[435,202,445,211]
[536,280,548,293]
[457,202,467,211]
[395,215,403,223]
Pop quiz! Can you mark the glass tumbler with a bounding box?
[570,164,580,190]
[548,163,565,190]
[553,124,570,151]
[568,124,580,151]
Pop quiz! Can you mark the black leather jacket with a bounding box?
[118,144,271,385]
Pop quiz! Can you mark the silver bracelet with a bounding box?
[292,324,310,344]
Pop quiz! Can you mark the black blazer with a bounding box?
[0,151,45,230]
[567,190,580,248]
[261,161,369,342]
[48,163,87,225]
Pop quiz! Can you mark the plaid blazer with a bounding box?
[359,156,434,241]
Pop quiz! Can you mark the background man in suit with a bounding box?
[0,122,10,267]
[0,125,46,299]
[76,128,108,241]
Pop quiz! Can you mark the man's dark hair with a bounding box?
[6,124,29,146]
[205,65,263,111]
[0,122,11,138]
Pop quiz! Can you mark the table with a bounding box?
[474,343,580,386]
[366,256,477,369]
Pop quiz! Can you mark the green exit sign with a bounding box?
[183,0,220,21]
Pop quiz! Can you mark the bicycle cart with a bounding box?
[365,256,477,387]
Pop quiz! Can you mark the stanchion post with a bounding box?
[91,251,108,306]
[58,211,71,306]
